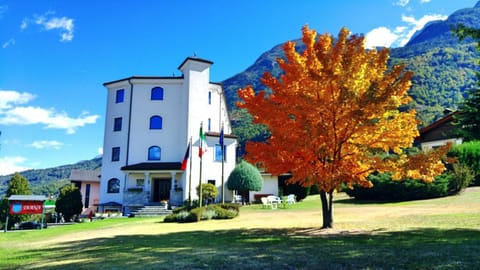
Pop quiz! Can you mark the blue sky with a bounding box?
[0,0,478,175]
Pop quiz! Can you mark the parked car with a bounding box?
[19,221,46,230]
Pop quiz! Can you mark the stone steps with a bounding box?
[129,205,172,217]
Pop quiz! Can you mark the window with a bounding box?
[151,87,164,100]
[150,115,162,129]
[116,89,124,103]
[84,184,91,208]
[148,146,161,160]
[107,178,120,193]
[208,118,211,131]
[208,91,212,105]
[112,147,120,161]
[136,179,145,187]
[215,144,226,161]
[113,117,122,131]
[208,180,216,185]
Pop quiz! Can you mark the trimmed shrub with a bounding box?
[172,205,189,214]
[218,203,240,213]
[189,207,205,222]
[164,204,239,223]
[227,161,263,200]
[202,209,217,220]
[448,164,475,194]
[196,183,218,205]
[449,141,480,186]
[309,184,320,195]
[345,173,450,201]
[163,214,177,223]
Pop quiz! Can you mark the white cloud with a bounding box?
[0,90,36,109]
[20,19,28,30]
[395,0,410,7]
[0,90,99,134]
[420,0,431,3]
[41,17,74,42]
[2,38,15,49]
[365,13,448,48]
[0,156,31,176]
[22,12,75,42]
[365,27,399,48]
[28,140,63,150]
[0,5,7,19]
[398,13,448,46]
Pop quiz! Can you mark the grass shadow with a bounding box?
[4,227,480,270]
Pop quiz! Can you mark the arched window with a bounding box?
[107,178,120,193]
[148,146,161,160]
[150,115,162,129]
[151,87,164,100]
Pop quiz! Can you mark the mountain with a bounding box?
[0,157,101,197]
[223,2,480,128]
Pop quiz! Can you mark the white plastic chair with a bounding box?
[287,194,296,205]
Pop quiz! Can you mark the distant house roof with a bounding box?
[121,162,182,171]
[418,111,460,143]
[8,195,47,201]
[70,169,101,182]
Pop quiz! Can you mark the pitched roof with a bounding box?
[70,169,101,182]
[419,111,459,136]
[8,195,47,201]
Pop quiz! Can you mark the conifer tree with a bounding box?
[453,25,480,140]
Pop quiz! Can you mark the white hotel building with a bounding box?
[99,57,237,214]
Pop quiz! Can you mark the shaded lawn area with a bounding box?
[4,227,480,270]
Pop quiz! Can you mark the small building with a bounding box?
[418,111,463,151]
[69,169,101,213]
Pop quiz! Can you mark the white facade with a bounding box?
[99,57,237,214]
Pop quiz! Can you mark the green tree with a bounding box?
[227,160,263,203]
[196,183,218,205]
[55,184,83,222]
[453,25,480,140]
[449,141,480,185]
[0,173,33,229]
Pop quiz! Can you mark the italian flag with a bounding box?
[199,124,207,158]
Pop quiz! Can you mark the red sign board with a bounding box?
[9,200,44,214]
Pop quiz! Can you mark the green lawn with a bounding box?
[1,188,480,269]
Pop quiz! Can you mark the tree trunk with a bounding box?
[319,190,334,229]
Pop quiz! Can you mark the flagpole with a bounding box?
[221,123,225,204]
[188,136,193,207]
[199,122,204,208]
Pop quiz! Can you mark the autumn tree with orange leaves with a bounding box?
[237,26,450,229]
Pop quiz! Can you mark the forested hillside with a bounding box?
[0,157,101,197]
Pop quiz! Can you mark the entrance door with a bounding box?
[152,178,171,202]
